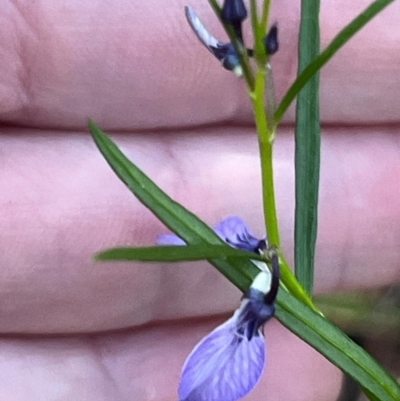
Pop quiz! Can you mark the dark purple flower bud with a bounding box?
[220,44,241,71]
[221,0,248,23]
[221,0,248,41]
[264,23,279,55]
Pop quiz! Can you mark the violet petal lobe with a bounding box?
[156,216,265,253]
[178,312,266,401]
[214,216,264,253]
[156,234,186,246]
[185,6,242,75]
[185,6,222,56]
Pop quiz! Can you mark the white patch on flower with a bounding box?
[250,270,272,294]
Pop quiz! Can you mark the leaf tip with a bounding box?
[92,251,106,261]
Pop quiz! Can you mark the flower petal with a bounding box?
[155,234,186,246]
[156,216,265,253]
[214,216,263,252]
[185,6,222,57]
[178,314,266,401]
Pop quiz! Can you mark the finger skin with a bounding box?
[1,127,400,334]
[1,0,399,128]
[0,1,399,400]
[0,319,342,401]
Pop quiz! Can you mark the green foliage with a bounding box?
[95,245,265,263]
[89,123,400,401]
[274,0,396,125]
[89,0,400,399]
[294,0,321,295]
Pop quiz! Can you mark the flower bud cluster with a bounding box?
[185,1,279,76]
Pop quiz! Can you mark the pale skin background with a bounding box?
[1,0,400,400]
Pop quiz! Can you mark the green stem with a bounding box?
[258,128,280,245]
[251,69,317,312]
[258,134,317,311]
[211,0,317,312]
[260,0,271,42]
[265,63,276,134]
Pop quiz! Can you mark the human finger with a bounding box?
[0,319,342,401]
[1,126,399,334]
[1,0,399,129]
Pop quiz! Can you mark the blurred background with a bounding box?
[316,285,400,401]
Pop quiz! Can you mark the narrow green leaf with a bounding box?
[362,387,383,401]
[294,0,320,295]
[89,120,221,246]
[95,245,265,263]
[276,290,400,401]
[89,119,257,288]
[274,0,396,125]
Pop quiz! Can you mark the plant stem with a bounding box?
[260,0,271,41]
[251,67,279,243]
[250,69,317,311]
[259,141,280,245]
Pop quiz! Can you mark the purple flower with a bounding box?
[157,217,279,401]
[156,216,266,254]
[184,5,278,78]
[179,261,279,401]
[184,6,243,76]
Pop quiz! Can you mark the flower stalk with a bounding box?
[247,0,317,311]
